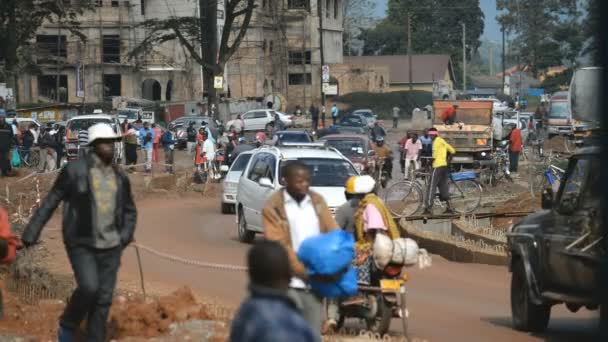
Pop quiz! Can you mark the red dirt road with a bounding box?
[112,194,599,341]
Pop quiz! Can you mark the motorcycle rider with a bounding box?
[326,175,400,332]
[372,136,393,181]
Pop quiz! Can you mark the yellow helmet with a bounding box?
[345,175,376,195]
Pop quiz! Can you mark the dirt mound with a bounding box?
[492,192,541,229]
[109,287,217,339]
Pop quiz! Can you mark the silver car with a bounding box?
[221,151,253,214]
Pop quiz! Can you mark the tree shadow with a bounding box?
[483,316,599,342]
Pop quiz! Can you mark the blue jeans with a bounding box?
[61,245,122,342]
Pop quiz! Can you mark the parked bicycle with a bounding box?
[478,141,512,187]
[527,152,567,197]
[384,159,483,217]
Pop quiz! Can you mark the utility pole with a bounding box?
[56,21,62,102]
[318,0,325,107]
[462,22,466,92]
[501,27,506,94]
[407,13,413,91]
[489,44,493,76]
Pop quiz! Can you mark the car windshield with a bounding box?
[67,118,112,132]
[325,139,365,157]
[340,116,364,127]
[278,133,311,143]
[355,111,373,118]
[279,158,357,187]
[230,154,252,172]
[549,101,569,118]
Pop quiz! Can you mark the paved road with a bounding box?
[118,194,599,341]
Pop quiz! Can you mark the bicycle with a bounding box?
[478,143,512,187]
[16,147,40,169]
[527,152,566,197]
[384,159,483,217]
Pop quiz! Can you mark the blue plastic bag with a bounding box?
[450,171,477,181]
[11,149,20,168]
[308,266,358,299]
[297,230,355,276]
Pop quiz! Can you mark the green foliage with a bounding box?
[335,91,433,119]
[359,0,484,86]
[497,0,581,76]
[540,68,573,94]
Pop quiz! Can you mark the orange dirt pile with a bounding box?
[109,287,215,339]
[0,280,64,340]
[492,192,541,229]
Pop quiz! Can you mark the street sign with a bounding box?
[323,83,338,96]
[322,65,330,83]
[214,76,224,89]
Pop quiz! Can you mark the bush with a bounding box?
[334,91,433,119]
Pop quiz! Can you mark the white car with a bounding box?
[65,114,124,162]
[241,109,293,131]
[235,142,359,243]
[221,150,254,214]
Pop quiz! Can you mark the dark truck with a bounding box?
[507,146,604,332]
[433,100,493,166]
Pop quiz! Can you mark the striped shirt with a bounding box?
[78,129,89,146]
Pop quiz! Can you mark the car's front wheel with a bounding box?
[511,259,551,332]
[237,208,255,243]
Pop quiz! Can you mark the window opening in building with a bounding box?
[103,35,121,63]
[111,1,119,7]
[166,80,173,101]
[142,79,162,101]
[103,74,122,97]
[334,0,339,19]
[36,35,67,63]
[288,0,309,10]
[140,0,146,15]
[326,0,331,18]
[38,75,68,102]
[288,73,312,85]
[288,51,312,65]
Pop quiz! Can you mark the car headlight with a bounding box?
[481,152,487,157]
[223,181,238,192]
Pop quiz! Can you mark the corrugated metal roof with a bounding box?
[343,55,454,84]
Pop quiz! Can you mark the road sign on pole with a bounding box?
[214,76,224,89]
[322,65,330,83]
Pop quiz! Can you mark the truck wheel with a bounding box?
[511,260,551,332]
[365,295,392,335]
[237,209,255,244]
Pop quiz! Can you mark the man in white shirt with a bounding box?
[263,161,338,336]
[201,130,216,176]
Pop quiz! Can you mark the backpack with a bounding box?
[187,127,197,140]
[143,131,153,144]
[161,131,173,145]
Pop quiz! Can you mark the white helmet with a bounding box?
[88,123,121,145]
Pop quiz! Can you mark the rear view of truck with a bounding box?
[433,100,493,166]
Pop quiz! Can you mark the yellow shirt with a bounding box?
[432,136,456,168]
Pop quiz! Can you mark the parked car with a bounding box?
[221,150,254,214]
[241,109,293,131]
[352,109,377,126]
[12,118,41,131]
[507,146,604,332]
[235,142,359,243]
[65,115,123,163]
[169,116,220,149]
[319,134,376,174]
[273,130,313,145]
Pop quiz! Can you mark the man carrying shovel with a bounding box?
[21,123,137,342]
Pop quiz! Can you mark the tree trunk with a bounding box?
[200,0,219,118]
[5,0,19,104]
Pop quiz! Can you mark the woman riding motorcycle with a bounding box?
[326,175,400,332]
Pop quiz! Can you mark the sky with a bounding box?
[373,0,502,42]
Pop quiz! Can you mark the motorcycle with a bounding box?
[335,263,409,336]
[478,140,512,186]
[374,158,391,189]
[215,150,228,180]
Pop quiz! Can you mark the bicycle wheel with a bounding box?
[384,181,423,218]
[448,179,482,214]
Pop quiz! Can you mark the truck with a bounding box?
[545,91,572,138]
[432,100,493,166]
[568,67,601,147]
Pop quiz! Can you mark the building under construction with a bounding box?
[16,0,343,111]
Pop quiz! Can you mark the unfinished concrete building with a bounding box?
[226,0,344,110]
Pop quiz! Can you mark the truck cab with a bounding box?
[546,91,572,138]
[507,147,604,332]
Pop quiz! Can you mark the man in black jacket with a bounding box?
[21,123,137,342]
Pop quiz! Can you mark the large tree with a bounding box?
[0,0,90,102]
[359,0,484,85]
[129,0,256,111]
[496,0,580,76]
[342,0,377,56]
